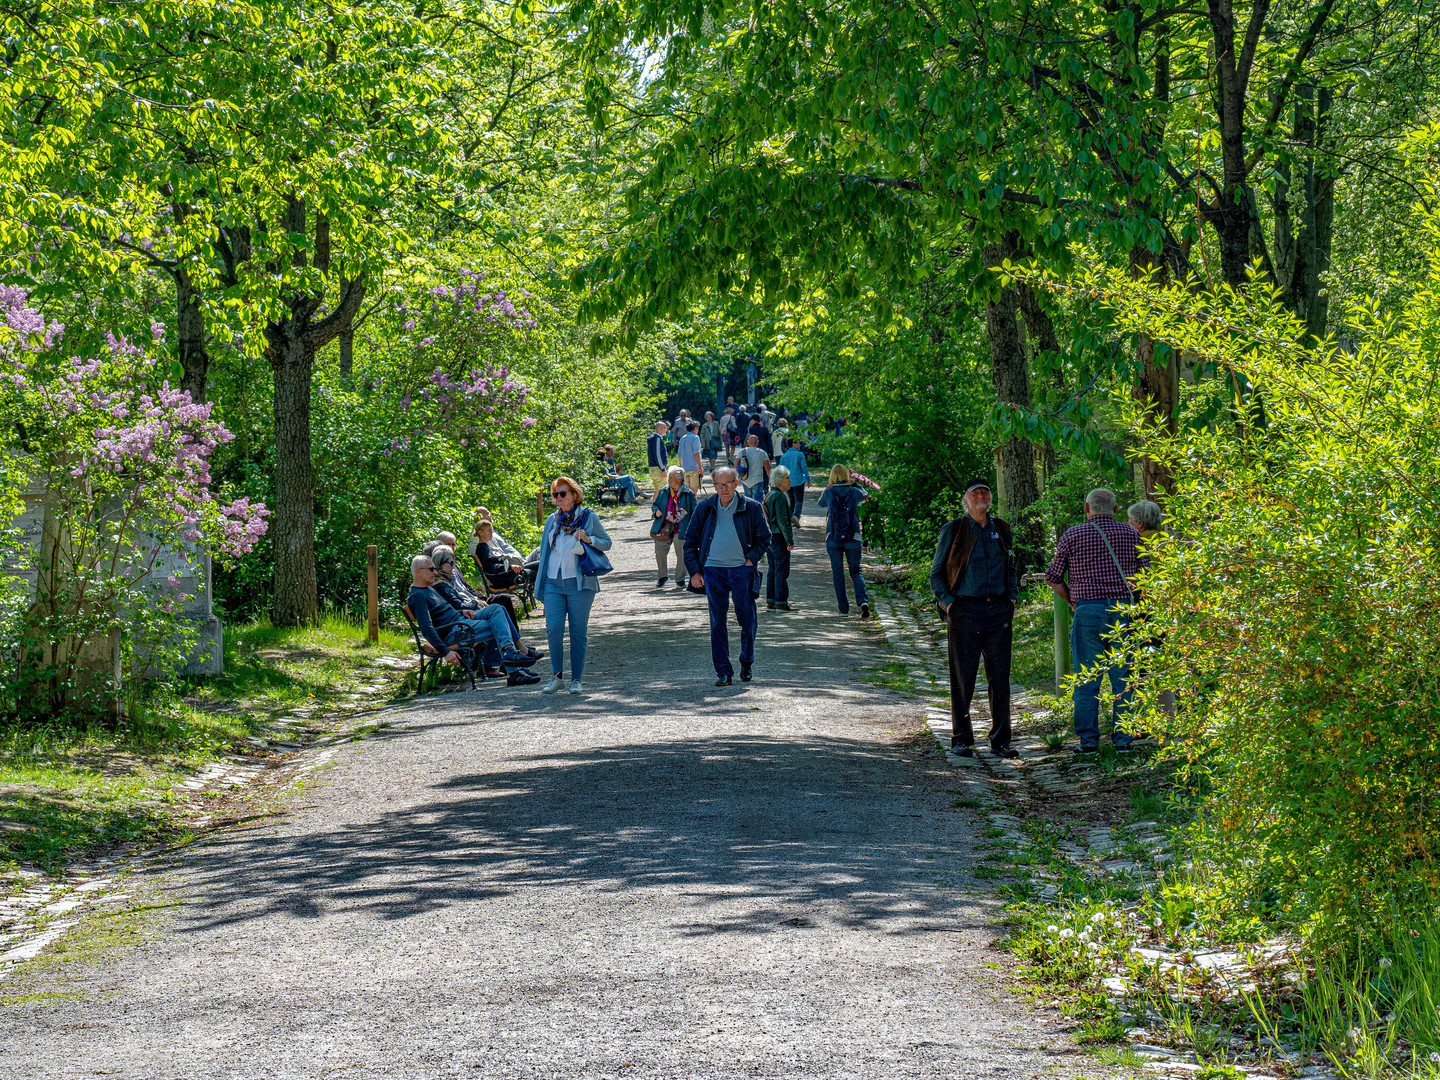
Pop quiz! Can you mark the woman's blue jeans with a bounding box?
[1070,599,1134,748]
[543,577,595,678]
[826,539,868,613]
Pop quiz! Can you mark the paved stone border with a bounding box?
[867,581,1332,1080]
[0,657,429,982]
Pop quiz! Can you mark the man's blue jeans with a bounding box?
[703,565,757,677]
[826,539,869,613]
[1070,599,1134,749]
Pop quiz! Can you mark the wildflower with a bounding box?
[1347,1028,1361,1040]
[1428,1052,1439,1063]
[1059,928,1074,940]
[1378,957,1392,970]
[1091,912,1105,924]
[1046,925,1059,935]
[1077,931,1091,943]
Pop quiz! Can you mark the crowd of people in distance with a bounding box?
[617,406,873,687]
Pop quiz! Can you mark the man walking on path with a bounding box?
[737,434,770,501]
[1045,487,1145,754]
[777,439,810,522]
[699,411,722,472]
[764,465,795,611]
[685,467,768,685]
[678,421,704,493]
[646,421,670,493]
[929,479,1018,760]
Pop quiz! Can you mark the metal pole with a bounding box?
[366,545,379,645]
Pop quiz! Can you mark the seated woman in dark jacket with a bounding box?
[474,520,526,589]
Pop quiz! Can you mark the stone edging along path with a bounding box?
[865,573,1337,1080]
[0,666,420,987]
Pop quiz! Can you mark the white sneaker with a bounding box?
[542,675,564,694]
[568,679,584,695]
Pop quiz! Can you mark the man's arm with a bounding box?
[1044,529,1073,609]
[929,521,957,612]
[741,504,769,565]
[683,501,710,577]
[410,593,460,661]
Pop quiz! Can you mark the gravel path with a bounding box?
[1,505,1087,1079]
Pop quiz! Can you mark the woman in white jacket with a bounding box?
[533,476,613,694]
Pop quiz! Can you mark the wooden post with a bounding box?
[366,545,379,645]
[1054,589,1072,690]
[536,490,545,525]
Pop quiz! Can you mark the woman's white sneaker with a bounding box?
[568,679,584,695]
[542,675,564,694]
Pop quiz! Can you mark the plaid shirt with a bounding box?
[1045,516,1145,601]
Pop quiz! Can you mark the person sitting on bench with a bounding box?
[408,554,540,686]
[431,544,541,673]
[600,445,642,504]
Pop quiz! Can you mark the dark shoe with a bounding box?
[776,602,792,611]
[946,745,975,761]
[484,667,505,679]
[992,746,1020,759]
[740,664,753,682]
[674,579,685,589]
[507,670,541,686]
[657,577,668,588]
[715,674,733,687]
[1115,744,1136,756]
[860,602,871,618]
[766,601,777,610]
[523,647,545,661]
[500,646,538,667]
[1074,745,1099,755]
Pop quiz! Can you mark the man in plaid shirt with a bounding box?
[1045,488,1144,753]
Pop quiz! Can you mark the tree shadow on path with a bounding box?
[169,733,981,938]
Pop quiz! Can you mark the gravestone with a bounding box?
[4,476,224,677]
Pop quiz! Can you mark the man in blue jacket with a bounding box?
[684,466,769,686]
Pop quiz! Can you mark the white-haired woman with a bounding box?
[651,464,696,588]
[763,464,795,610]
[535,476,612,694]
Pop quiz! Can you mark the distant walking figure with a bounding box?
[818,464,871,617]
[651,465,696,588]
[929,478,1018,760]
[777,439,810,522]
[684,467,768,686]
[646,421,670,493]
[535,477,613,695]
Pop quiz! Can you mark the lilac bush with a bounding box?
[0,286,267,718]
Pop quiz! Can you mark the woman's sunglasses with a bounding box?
[552,489,574,500]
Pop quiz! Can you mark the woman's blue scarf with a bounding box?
[553,506,586,543]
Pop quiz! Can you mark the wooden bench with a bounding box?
[401,601,488,695]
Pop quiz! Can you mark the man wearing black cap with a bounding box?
[929,478,1019,759]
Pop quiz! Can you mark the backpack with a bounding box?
[831,488,859,544]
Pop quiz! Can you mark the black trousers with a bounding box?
[946,597,1014,750]
[766,534,791,602]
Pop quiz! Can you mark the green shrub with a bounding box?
[1023,196,1440,937]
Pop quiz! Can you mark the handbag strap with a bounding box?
[1087,521,1135,603]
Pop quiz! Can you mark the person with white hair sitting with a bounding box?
[407,553,540,686]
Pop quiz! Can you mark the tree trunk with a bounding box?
[1206,0,1256,290]
[269,321,319,626]
[983,242,1043,566]
[1131,250,1180,499]
[176,266,210,403]
[338,324,353,379]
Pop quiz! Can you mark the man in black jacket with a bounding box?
[684,466,769,685]
[929,479,1019,759]
[646,420,670,493]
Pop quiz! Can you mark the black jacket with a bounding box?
[683,493,769,577]
[929,513,1016,609]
